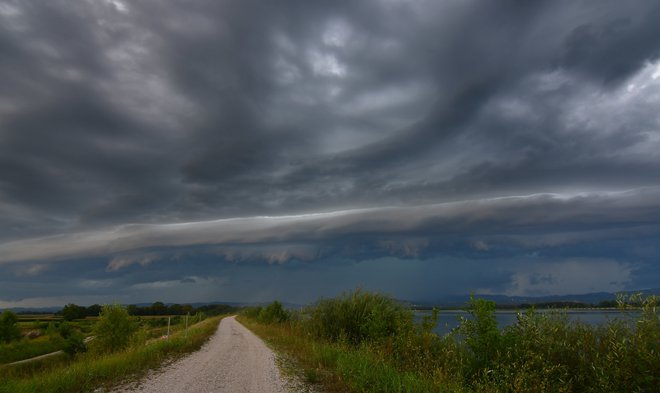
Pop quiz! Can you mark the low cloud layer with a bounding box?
[1,0,659,305]
[2,188,659,265]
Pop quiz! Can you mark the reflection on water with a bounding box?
[414,310,642,336]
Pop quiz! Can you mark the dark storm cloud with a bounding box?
[1,0,660,304]
[2,0,659,230]
[2,187,659,264]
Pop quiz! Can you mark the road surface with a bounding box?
[116,316,287,393]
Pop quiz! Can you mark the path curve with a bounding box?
[118,316,286,393]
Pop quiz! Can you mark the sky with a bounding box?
[1,0,660,307]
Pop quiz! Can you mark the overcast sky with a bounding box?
[1,0,659,307]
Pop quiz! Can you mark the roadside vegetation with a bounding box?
[240,289,658,393]
[0,302,234,393]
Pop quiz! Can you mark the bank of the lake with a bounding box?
[242,290,658,393]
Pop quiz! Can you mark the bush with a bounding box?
[242,306,263,319]
[63,333,86,357]
[89,304,137,354]
[305,289,413,345]
[459,297,502,372]
[57,322,74,339]
[0,310,21,343]
[462,294,660,392]
[257,301,290,324]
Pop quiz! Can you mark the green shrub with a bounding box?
[305,289,413,345]
[465,295,660,392]
[257,301,290,324]
[63,333,86,357]
[387,307,466,377]
[0,310,21,343]
[89,304,137,354]
[57,322,75,339]
[242,306,262,319]
[459,297,502,372]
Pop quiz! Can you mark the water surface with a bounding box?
[414,310,641,336]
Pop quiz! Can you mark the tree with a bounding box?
[181,304,194,315]
[126,304,138,316]
[169,303,183,315]
[459,297,502,371]
[61,303,86,321]
[57,321,86,356]
[86,304,102,317]
[150,301,167,315]
[0,310,21,343]
[257,301,290,324]
[90,304,137,353]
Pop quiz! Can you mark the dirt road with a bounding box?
[117,316,287,393]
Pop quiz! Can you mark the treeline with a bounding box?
[518,300,618,309]
[415,299,620,310]
[498,300,619,309]
[57,302,235,320]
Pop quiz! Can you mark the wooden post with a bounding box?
[166,316,171,339]
[185,313,189,338]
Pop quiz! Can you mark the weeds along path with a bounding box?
[116,316,286,393]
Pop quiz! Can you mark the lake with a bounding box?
[414,309,642,336]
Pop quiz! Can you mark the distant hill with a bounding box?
[2,306,62,314]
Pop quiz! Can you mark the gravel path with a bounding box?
[116,316,287,393]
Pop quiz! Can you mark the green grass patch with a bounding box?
[333,348,437,393]
[238,316,442,392]
[0,315,223,393]
[0,335,67,364]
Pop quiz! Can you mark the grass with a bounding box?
[238,315,439,392]
[0,315,224,393]
[2,314,198,366]
[240,290,659,393]
[0,335,67,364]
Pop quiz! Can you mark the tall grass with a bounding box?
[0,315,223,393]
[241,289,658,393]
[0,335,67,364]
[238,315,439,393]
